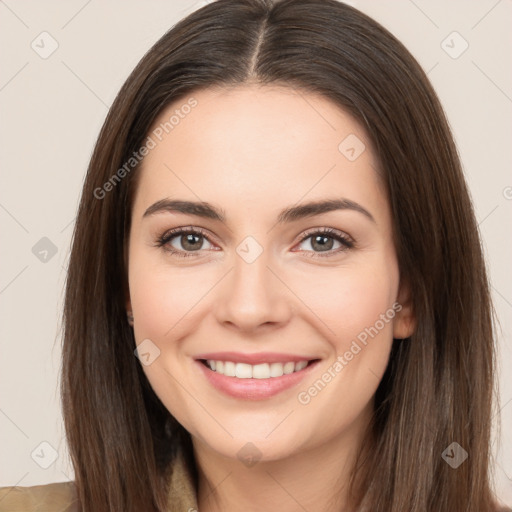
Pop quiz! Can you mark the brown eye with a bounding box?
[295,228,354,257]
[156,227,215,257]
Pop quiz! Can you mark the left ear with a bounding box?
[393,279,416,339]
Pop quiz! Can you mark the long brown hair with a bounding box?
[62,0,498,510]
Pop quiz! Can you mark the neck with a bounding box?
[192,406,373,512]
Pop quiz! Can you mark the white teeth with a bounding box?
[252,363,270,379]
[269,362,284,377]
[224,361,236,377]
[205,359,312,378]
[235,363,252,379]
[283,362,295,374]
[295,361,308,371]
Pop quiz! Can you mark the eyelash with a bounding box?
[154,226,355,259]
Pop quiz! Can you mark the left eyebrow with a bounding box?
[142,198,375,224]
[276,198,375,224]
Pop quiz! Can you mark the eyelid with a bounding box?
[296,226,354,245]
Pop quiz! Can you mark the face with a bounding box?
[126,85,414,462]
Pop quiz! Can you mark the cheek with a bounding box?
[290,259,399,349]
[128,253,213,339]
[127,250,219,433]
[290,259,399,430]
[127,264,197,436]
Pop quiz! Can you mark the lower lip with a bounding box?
[195,360,320,400]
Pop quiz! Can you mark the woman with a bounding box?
[0,0,507,510]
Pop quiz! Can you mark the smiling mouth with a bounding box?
[199,359,319,379]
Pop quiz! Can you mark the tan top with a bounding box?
[0,446,197,512]
[2,454,511,511]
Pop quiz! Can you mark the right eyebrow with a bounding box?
[143,199,226,221]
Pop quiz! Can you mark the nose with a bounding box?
[214,248,293,334]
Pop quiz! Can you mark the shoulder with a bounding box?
[0,481,77,512]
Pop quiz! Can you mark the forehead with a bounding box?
[132,84,384,220]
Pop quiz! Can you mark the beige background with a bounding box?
[0,0,510,505]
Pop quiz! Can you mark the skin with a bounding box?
[126,84,415,512]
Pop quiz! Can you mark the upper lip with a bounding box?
[194,352,319,365]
